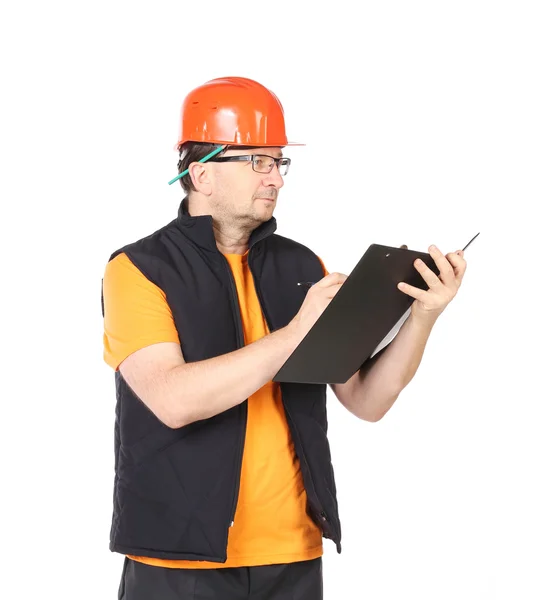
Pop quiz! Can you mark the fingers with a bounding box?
[428,245,456,286]
[316,272,348,287]
[399,245,468,304]
[324,282,345,298]
[397,281,427,302]
[446,250,467,283]
[413,257,442,290]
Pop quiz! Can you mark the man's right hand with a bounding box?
[288,272,348,342]
[116,271,347,429]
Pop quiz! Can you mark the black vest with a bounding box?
[104,198,342,562]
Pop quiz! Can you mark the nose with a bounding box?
[262,164,285,189]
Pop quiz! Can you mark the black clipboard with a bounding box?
[273,235,478,385]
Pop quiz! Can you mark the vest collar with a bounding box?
[176,197,277,251]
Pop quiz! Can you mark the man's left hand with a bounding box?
[397,245,467,321]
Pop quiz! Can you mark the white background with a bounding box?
[2,1,544,598]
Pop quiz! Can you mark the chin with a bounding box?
[251,209,274,224]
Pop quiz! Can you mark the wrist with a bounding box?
[282,319,304,349]
[409,306,441,330]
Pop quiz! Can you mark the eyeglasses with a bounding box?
[166,146,291,186]
[209,154,291,176]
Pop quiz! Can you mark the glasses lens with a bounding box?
[278,158,290,176]
[252,155,275,173]
[251,155,291,175]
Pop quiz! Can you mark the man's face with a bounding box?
[208,147,285,227]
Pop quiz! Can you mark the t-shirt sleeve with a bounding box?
[316,255,329,277]
[102,252,180,371]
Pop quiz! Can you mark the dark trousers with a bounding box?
[118,556,323,600]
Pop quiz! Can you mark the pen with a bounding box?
[462,232,480,251]
[298,233,479,289]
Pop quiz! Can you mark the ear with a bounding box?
[188,162,212,195]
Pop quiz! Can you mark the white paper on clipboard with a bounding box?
[370,306,411,358]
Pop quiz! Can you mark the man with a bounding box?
[101,76,467,599]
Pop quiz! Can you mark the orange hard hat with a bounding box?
[175,76,303,150]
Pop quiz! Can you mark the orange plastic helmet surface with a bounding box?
[175,76,303,150]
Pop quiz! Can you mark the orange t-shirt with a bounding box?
[102,251,328,569]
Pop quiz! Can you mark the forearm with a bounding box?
[333,312,437,421]
[162,325,300,428]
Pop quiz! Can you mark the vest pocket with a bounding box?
[123,426,193,466]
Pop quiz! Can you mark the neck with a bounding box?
[187,194,254,255]
[213,221,251,255]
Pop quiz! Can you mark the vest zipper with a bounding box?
[248,249,336,541]
[281,406,335,539]
[220,254,247,529]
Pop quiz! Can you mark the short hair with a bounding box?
[176,142,225,193]
[176,144,277,193]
